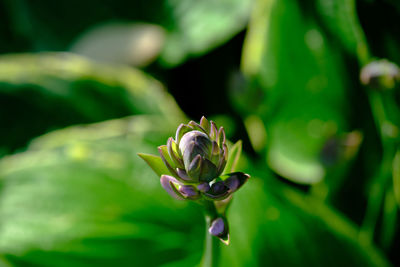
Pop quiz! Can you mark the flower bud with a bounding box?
[360,59,400,90]
[159,117,228,184]
[141,116,250,203]
[209,217,229,245]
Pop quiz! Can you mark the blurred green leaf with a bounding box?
[0,115,202,267]
[0,52,184,156]
[160,0,254,66]
[0,115,391,266]
[3,0,254,67]
[219,168,390,266]
[239,0,351,184]
[70,23,166,67]
[316,0,369,62]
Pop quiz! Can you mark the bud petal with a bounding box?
[179,185,200,199]
[187,154,202,180]
[217,127,226,146]
[210,141,221,166]
[167,138,184,169]
[160,175,184,200]
[200,116,210,133]
[175,124,192,144]
[217,144,228,174]
[180,131,212,168]
[209,217,225,236]
[158,146,180,179]
[210,121,218,141]
[203,181,230,200]
[224,172,250,193]
[176,168,192,181]
[199,158,218,182]
[197,182,211,192]
[188,121,207,134]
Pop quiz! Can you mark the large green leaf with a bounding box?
[160,0,255,66]
[0,115,202,266]
[0,115,390,266]
[316,0,369,62]
[0,52,184,156]
[3,0,253,67]
[238,0,352,184]
[219,167,389,267]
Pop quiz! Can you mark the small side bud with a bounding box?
[209,217,230,245]
[360,59,400,90]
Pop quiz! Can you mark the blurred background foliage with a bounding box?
[0,0,399,266]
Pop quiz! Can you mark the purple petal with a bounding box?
[197,182,211,192]
[160,175,184,200]
[179,185,199,199]
[203,181,230,200]
[224,172,250,193]
[176,168,192,181]
[209,217,225,236]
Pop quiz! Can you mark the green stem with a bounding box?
[200,201,220,267]
[201,215,220,267]
[360,73,399,244]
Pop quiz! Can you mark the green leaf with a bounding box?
[137,153,172,178]
[219,167,390,267]
[316,0,370,63]
[0,116,202,267]
[160,0,255,66]
[224,140,242,174]
[0,52,185,156]
[238,0,351,184]
[70,22,166,67]
[0,116,391,266]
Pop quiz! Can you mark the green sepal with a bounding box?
[137,153,173,177]
[224,140,242,174]
[200,116,210,133]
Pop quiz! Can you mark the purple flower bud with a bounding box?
[208,217,230,245]
[141,117,252,203]
[224,172,250,193]
[209,217,225,236]
[165,118,228,183]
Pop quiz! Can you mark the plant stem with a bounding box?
[201,215,220,267]
[200,200,220,267]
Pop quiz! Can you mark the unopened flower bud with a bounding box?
[209,217,229,245]
[360,59,400,90]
